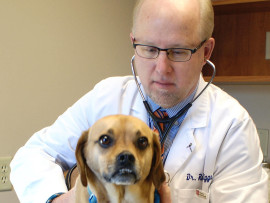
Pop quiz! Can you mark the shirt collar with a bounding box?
[146,83,198,118]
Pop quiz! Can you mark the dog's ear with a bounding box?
[76,129,108,199]
[75,130,89,187]
[150,131,166,190]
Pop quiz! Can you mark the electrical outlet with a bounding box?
[0,157,13,191]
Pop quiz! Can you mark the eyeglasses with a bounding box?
[133,39,206,62]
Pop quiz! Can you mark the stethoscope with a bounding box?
[130,55,216,152]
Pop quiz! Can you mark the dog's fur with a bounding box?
[75,115,165,203]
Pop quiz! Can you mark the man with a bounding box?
[10,0,269,202]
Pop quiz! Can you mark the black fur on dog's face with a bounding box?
[76,115,165,189]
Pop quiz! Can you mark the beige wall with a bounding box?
[0,0,135,202]
[1,1,270,202]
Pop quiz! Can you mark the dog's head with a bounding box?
[75,115,165,190]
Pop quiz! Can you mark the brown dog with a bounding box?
[75,115,165,203]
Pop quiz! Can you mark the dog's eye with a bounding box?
[99,135,113,148]
[137,137,148,150]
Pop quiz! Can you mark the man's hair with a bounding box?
[198,0,214,40]
[131,0,143,34]
[132,0,214,41]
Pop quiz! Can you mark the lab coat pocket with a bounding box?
[173,189,209,203]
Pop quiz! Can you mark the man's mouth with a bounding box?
[153,80,174,88]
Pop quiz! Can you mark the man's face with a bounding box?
[131,0,208,108]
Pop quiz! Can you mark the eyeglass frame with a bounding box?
[132,38,207,62]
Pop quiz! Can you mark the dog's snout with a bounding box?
[117,152,135,165]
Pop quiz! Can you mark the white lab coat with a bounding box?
[10,75,268,203]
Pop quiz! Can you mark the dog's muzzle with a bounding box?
[104,152,139,185]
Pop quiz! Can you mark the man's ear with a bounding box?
[130,32,135,44]
[75,130,90,187]
[203,37,215,63]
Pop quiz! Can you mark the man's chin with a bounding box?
[149,92,180,109]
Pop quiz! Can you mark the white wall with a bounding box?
[218,85,270,130]
[0,1,135,202]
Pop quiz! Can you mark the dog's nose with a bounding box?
[117,152,135,165]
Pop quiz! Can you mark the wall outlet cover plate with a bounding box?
[0,157,13,191]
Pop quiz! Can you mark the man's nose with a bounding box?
[155,51,173,74]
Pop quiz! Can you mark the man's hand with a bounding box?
[52,188,75,203]
[158,182,172,203]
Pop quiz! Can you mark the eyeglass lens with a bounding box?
[135,45,192,62]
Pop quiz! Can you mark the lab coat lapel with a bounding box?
[120,77,148,124]
[164,75,210,175]
[131,91,148,123]
[187,75,210,129]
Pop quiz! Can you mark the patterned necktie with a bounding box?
[153,109,168,159]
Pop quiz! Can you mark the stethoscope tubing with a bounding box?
[130,55,216,147]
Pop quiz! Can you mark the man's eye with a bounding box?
[171,49,186,55]
[143,46,157,53]
[137,137,148,150]
[99,135,113,148]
